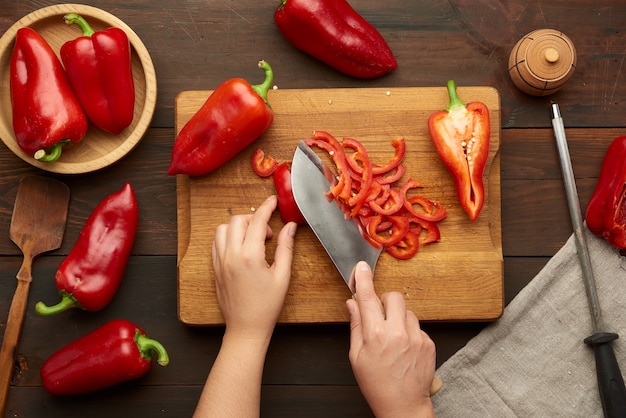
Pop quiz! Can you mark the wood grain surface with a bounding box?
[1,1,625,416]
[176,86,503,325]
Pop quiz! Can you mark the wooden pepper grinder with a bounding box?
[509,29,577,96]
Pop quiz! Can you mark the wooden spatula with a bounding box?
[0,176,70,414]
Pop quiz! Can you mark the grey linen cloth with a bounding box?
[432,229,626,417]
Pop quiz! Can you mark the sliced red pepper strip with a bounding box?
[374,164,406,185]
[342,137,373,212]
[306,132,352,201]
[428,80,489,221]
[372,138,406,175]
[251,148,279,177]
[369,188,404,216]
[366,215,409,246]
[409,217,441,244]
[385,230,420,260]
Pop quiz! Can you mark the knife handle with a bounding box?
[584,332,626,417]
[430,375,443,395]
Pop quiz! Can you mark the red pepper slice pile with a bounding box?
[274,0,397,79]
[35,183,139,315]
[10,27,88,162]
[168,60,275,177]
[586,135,626,250]
[252,131,447,259]
[60,13,135,134]
[428,80,490,221]
[305,131,446,259]
[41,319,169,395]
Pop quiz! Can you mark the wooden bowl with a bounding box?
[508,29,577,96]
[0,4,157,174]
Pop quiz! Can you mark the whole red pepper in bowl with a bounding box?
[35,183,138,315]
[60,13,135,134]
[274,0,397,79]
[428,80,490,221]
[168,60,274,177]
[41,319,169,395]
[585,135,626,249]
[10,27,88,162]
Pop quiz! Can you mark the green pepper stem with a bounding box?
[34,140,70,162]
[445,80,466,112]
[35,292,79,316]
[135,329,170,367]
[251,60,274,105]
[64,13,95,37]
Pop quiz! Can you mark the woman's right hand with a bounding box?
[346,261,436,418]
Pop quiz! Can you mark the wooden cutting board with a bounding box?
[176,87,503,325]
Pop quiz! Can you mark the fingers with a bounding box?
[352,261,385,327]
[243,195,277,247]
[273,221,297,280]
[346,298,364,356]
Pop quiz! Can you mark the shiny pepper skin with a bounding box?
[60,13,135,134]
[10,27,88,161]
[586,135,626,249]
[35,183,138,315]
[168,60,274,176]
[274,0,397,79]
[41,319,169,395]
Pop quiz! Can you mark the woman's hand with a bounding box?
[347,261,436,418]
[212,195,297,342]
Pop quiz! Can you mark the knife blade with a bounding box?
[291,140,443,395]
[291,140,382,294]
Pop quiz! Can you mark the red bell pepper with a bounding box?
[168,60,274,176]
[273,162,307,225]
[41,319,169,395]
[10,27,88,162]
[585,135,626,249]
[60,13,135,134]
[428,80,490,221]
[274,0,397,79]
[35,183,138,315]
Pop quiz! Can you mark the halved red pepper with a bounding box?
[428,80,490,221]
[585,135,626,249]
[41,319,169,395]
[10,27,88,161]
[168,60,274,176]
[60,13,135,134]
[274,0,397,79]
[35,183,138,315]
[273,162,307,225]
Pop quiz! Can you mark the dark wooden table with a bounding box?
[1,1,625,416]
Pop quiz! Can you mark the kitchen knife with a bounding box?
[291,140,443,396]
[291,140,382,294]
